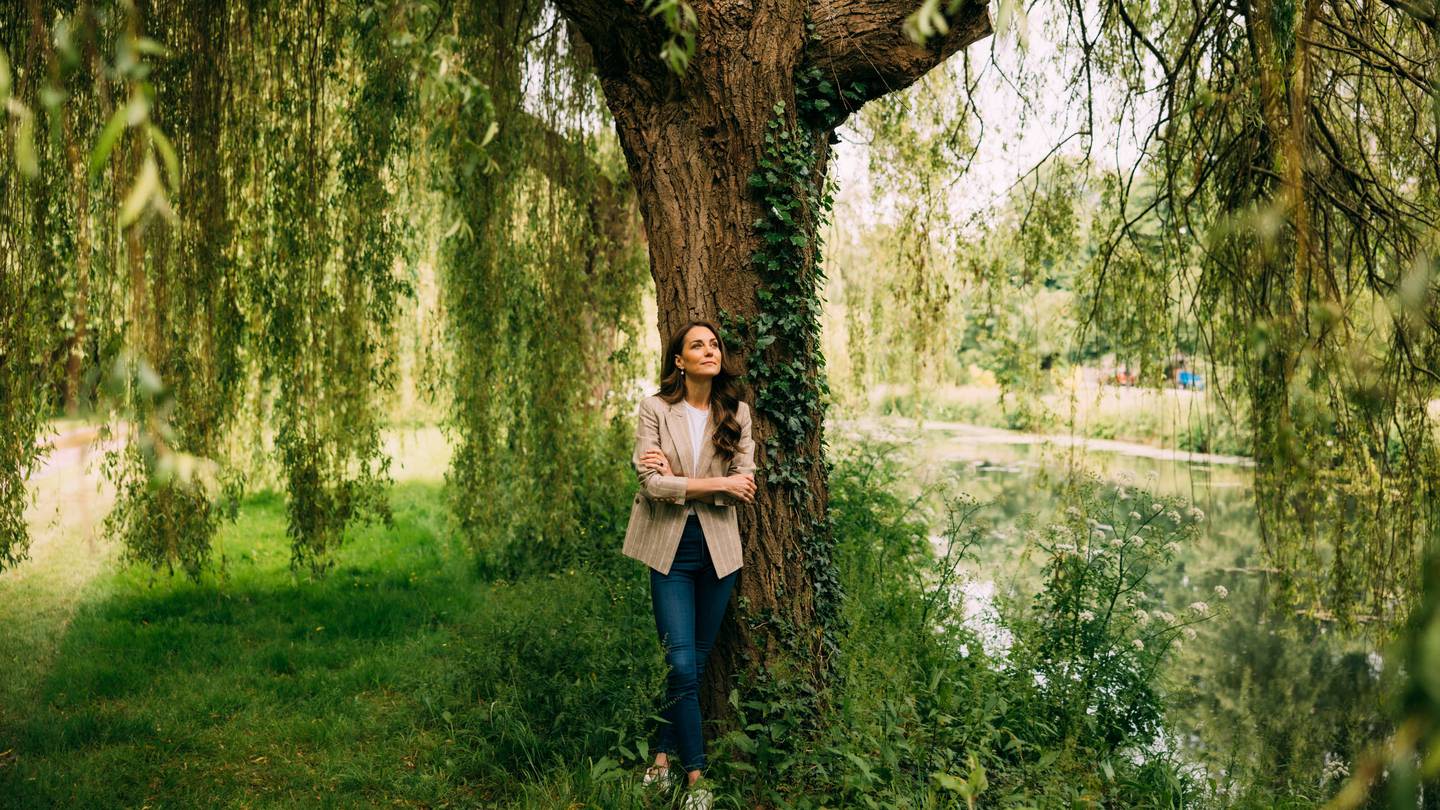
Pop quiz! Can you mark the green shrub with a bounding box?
[704,442,1201,808]
[1001,471,1212,753]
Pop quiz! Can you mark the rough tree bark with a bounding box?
[553,0,991,728]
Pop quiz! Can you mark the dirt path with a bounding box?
[839,415,1255,467]
[0,427,119,727]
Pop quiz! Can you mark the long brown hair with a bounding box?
[658,320,743,459]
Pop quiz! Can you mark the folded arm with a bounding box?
[633,399,756,508]
[728,402,756,477]
[633,399,689,505]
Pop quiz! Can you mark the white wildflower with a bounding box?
[1188,506,1205,522]
[1128,511,1142,521]
[1183,627,1197,641]
[1213,585,1229,600]
[1321,752,1350,784]
[1152,503,1165,514]
[1166,510,1182,523]
[1164,542,1181,555]
[1129,535,1144,547]
[1078,610,1095,622]
[1110,537,1125,548]
[1133,609,1150,623]
[1154,611,1175,624]
[1091,529,1106,542]
[1065,506,1082,519]
[1132,638,1145,651]
[1188,601,1210,614]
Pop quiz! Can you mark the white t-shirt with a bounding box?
[683,400,708,516]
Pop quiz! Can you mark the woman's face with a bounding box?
[675,326,722,380]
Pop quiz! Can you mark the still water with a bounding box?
[841,419,1390,799]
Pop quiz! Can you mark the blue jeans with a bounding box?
[650,514,739,773]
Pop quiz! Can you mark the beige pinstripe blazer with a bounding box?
[621,394,755,578]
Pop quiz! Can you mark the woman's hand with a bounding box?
[721,473,756,503]
[640,449,673,476]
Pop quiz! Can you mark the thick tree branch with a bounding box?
[806,0,992,105]
[549,0,645,41]
[1374,0,1437,27]
[550,0,668,84]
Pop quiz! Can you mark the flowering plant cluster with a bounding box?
[1006,470,1224,752]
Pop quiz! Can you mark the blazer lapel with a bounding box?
[664,401,690,477]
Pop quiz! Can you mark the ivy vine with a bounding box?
[724,29,871,699]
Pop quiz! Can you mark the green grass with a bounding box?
[0,482,668,808]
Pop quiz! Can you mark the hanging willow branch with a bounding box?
[0,0,651,581]
[431,0,649,576]
[1047,0,1440,619]
[1,0,421,577]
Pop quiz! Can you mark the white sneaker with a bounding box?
[641,763,673,788]
[680,786,713,810]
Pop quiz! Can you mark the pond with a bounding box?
[837,417,1390,801]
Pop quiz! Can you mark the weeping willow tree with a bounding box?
[0,0,649,580]
[0,1,416,576]
[548,0,996,727]
[430,0,650,576]
[1021,0,1440,620]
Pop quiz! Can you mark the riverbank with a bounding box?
[861,381,1253,458]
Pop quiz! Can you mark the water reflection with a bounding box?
[853,423,1392,800]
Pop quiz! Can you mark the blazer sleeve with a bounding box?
[634,398,689,505]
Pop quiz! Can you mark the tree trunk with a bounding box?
[555,0,991,732]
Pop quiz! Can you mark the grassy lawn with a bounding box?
[4,482,462,806]
[0,476,668,808]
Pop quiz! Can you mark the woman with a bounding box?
[622,320,757,807]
